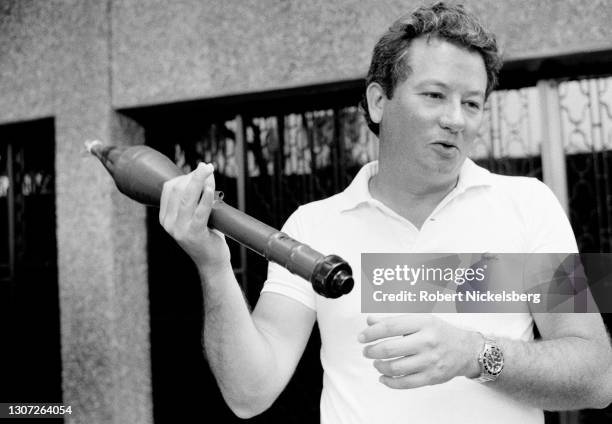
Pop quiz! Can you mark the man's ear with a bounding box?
[366,82,386,125]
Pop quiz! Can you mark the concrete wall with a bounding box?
[111,0,612,108]
[3,0,612,124]
[1,0,611,423]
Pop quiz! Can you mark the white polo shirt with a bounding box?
[261,159,577,424]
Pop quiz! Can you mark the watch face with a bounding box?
[483,345,504,376]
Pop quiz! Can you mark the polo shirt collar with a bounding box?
[455,157,495,193]
[339,161,378,211]
[339,158,494,212]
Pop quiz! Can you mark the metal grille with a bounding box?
[471,87,543,179]
[0,132,56,282]
[0,143,10,281]
[559,77,612,253]
[244,107,377,229]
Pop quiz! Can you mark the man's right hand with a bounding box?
[159,162,231,274]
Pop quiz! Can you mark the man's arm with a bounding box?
[160,163,315,418]
[493,312,612,410]
[359,313,612,410]
[201,265,315,418]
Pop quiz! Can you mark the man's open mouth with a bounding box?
[433,142,457,149]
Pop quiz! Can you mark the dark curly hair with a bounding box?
[360,2,502,136]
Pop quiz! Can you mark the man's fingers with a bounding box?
[194,166,216,220]
[359,315,426,343]
[363,334,424,359]
[204,165,216,193]
[176,163,214,226]
[160,177,183,228]
[373,354,429,377]
[159,180,171,224]
[194,183,215,226]
[379,372,429,390]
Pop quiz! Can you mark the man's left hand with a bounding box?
[359,314,483,389]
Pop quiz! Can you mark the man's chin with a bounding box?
[427,155,465,176]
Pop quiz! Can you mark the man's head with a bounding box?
[360,2,502,136]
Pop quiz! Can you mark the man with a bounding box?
[159,3,612,423]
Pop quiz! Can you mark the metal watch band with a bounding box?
[474,335,504,383]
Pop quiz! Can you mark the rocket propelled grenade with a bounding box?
[86,141,353,299]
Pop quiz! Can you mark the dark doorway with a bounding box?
[0,119,62,414]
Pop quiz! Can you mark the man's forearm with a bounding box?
[198,263,278,418]
[361,314,612,410]
[491,335,612,410]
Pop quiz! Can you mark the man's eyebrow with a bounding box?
[415,80,485,97]
[416,80,448,89]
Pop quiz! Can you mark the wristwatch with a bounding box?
[473,335,504,383]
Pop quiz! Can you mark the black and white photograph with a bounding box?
[1,1,612,423]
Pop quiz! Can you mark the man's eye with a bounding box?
[423,92,444,99]
[464,101,482,110]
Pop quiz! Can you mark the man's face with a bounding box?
[372,36,487,182]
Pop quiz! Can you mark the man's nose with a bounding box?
[439,100,465,133]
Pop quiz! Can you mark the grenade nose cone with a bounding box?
[85,139,104,154]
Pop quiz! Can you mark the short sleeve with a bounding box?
[527,180,578,254]
[260,208,317,310]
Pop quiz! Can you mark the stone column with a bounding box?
[54,1,153,422]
